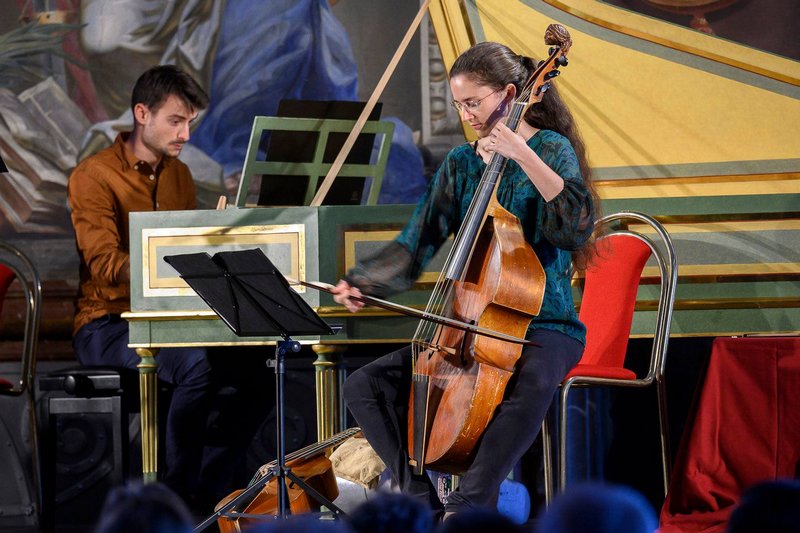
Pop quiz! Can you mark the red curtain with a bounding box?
[660,336,800,532]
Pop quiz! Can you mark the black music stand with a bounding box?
[163,249,342,528]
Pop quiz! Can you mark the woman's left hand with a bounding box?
[485,122,527,161]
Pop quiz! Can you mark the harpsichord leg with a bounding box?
[136,347,160,483]
[312,345,347,440]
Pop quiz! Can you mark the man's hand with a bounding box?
[216,195,227,210]
[331,279,364,313]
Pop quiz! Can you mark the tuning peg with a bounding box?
[545,70,560,80]
[557,55,568,67]
[537,82,552,96]
[549,47,555,56]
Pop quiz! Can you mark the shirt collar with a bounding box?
[112,132,176,176]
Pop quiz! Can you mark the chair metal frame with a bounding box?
[234,116,395,207]
[542,211,678,503]
[0,240,43,518]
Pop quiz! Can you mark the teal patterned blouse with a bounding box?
[345,129,594,344]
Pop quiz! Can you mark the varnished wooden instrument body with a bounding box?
[409,197,545,473]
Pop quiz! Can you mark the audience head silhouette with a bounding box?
[244,514,352,533]
[726,478,800,533]
[438,508,523,533]
[535,483,657,533]
[93,482,193,533]
[349,491,433,533]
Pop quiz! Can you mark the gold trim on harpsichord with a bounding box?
[540,0,800,86]
[316,305,430,317]
[597,173,800,200]
[599,173,800,188]
[630,220,800,234]
[672,297,800,311]
[141,224,306,297]
[645,330,800,339]
[343,229,443,284]
[647,214,800,227]
[575,265,800,284]
[124,305,430,320]
[122,310,219,321]
[646,263,800,279]
[634,263,800,282]
[127,339,320,348]
[343,230,397,275]
[576,296,800,313]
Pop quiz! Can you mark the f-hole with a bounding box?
[463,220,494,285]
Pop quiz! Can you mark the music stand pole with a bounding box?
[271,337,299,516]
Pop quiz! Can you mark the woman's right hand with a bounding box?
[331,280,365,313]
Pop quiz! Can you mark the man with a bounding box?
[68,65,211,507]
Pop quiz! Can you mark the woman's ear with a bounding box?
[505,83,517,100]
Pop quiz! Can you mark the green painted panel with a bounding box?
[129,318,322,347]
[666,308,800,337]
[576,282,800,303]
[601,194,800,217]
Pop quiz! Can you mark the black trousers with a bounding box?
[343,327,584,512]
[74,314,213,501]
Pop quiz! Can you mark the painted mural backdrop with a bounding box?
[0,0,433,307]
[0,0,368,238]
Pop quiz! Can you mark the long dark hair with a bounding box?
[450,41,599,268]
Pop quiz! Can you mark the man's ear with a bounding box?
[132,103,150,126]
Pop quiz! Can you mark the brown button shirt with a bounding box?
[68,133,196,334]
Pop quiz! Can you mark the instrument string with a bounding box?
[246,427,360,487]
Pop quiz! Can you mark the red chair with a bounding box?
[0,260,16,396]
[0,241,43,521]
[542,211,677,503]
[0,262,15,318]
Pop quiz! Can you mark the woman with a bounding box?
[332,41,597,516]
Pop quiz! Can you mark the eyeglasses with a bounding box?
[450,89,501,114]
